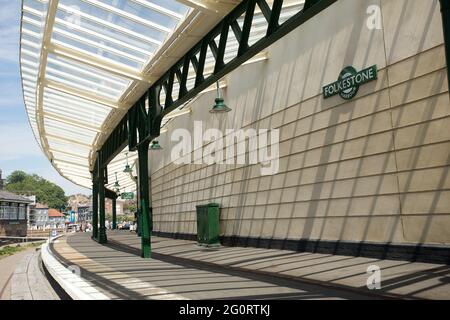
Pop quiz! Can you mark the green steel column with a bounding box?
[137,208,142,237]
[112,196,117,230]
[138,141,151,258]
[92,182,98,240]
[440,0,450,90]
[98,167,107,244]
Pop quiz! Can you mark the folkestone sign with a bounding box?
[121,192,134,200]
[323,65,378,100]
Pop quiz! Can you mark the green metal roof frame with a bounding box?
[94,0,338,173]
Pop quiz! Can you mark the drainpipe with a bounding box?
[440,0,450,90]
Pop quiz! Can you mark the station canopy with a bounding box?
[20,0,305,193]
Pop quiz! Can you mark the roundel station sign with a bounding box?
[323,65,378,100]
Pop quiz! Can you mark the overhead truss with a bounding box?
[97,0,338,168]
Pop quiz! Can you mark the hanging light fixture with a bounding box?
[113,172,120,193]
[150,140,163,150]
[210,81,231,113]
[123,152,132,173]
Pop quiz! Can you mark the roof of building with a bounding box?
[0,190,33,203]
[34,203,49,209]
[48,209,65,218]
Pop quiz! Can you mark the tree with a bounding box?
[5,171,68,210]
[123,199,137,214]
[6,171,27,184]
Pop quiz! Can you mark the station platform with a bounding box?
[48,231,450,300]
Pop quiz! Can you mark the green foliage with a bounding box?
[0,245,24,258]
[123,200,137,214]
[7,171,28,184]
[5,170,68,210]
[0,242,45,259]
[119,215,134,223]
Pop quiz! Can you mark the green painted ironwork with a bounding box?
[92,182,98,240]
[138,141,151,258]
[112,197,117,230]
[98,154,107,244]
[440,0,450,91]
[91,0,339,258]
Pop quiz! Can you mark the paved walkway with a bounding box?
[134,237,450,300]
[0,249,32,300]
[49,231,450,300]
[0,247,59,300]
[51,232,375,300]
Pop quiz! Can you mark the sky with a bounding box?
[0,0,90,196]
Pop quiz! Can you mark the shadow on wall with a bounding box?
[151,0,450,263]
[233,1,450,250]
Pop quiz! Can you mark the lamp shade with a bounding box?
[123,164,132,173]
[150,140,163,150]
[210,97,231,113]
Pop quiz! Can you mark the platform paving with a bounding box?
[50,232,379,300]
[49,231,450,300]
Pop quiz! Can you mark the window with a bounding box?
[0,203,20,220]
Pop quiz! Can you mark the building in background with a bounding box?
[29,203,49,230]
[77,205,92,223]
[24,195,36,228]
[106,198,124,216]
[47,209,66,229]
[0,169,32,236]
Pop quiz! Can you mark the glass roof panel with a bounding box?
[58,0,171,43]
[51,34,144,70]
[52,21,151,59]
[46,127,95,145]
[100,0,185,29]
[42,100,107,127]
[47,54,131,87]
[21,0,281,189]
[51,153,90,165]
[43,88,113,114]
[55,5,162,49]
[46,141,91,157]
[23,0,48,13]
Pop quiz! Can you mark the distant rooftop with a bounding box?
[0,190,34,204]
[48,208,65,217]
[34,202,49,209]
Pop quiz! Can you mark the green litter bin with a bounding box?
[196,203,220,247]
